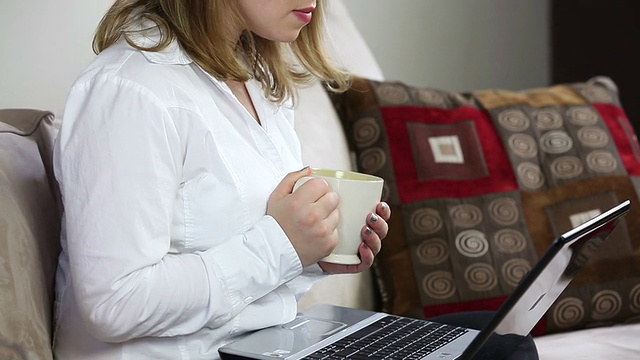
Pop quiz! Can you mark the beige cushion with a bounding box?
[0,109,60,360]
[295,0,384,170]
[295,0,385,312]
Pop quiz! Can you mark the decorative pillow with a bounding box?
[329,76,640,335]
[0,109,60,360]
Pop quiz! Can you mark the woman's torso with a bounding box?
[53,37,305,360]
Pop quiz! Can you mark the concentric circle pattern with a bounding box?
[455,230,489,258]
[422,271,457,299]
[416,239,449,265]
[493,229,528,253]
[449,204,483,228]
[376,83,410,104]
[353,117,381,148]
[591,290,622,321]
[501,258,531,287]
[577,126,609,148]
[550,156,584,179]
[586,151,617,173]
[464,263,498,292]
[567,106,599,126]
[540,131,573,154]
[417,89,446,107]
[359,147,386,173]
[517,162,546,189]
[488,198,519,225]
[534,109,563,130]
[498,109,530,132]
[508,133,538,158]
[552,297,585,328]
[409,208,443,236]
[630,284,640,313]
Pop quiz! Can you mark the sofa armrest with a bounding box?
[0,109,61,360]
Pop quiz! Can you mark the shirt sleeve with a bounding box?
[286,264,327,300]
[56,74,303,342]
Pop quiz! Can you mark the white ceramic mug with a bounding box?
[293,168,384,265]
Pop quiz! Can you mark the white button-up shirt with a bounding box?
[53,30,325,360]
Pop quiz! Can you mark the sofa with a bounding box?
[2,1,640,359]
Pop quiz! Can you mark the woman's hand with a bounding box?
[267,167,341,267]
[319,201,391,274]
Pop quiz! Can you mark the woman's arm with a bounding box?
[57,75,303,342]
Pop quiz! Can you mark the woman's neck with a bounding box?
[226,79,261,125]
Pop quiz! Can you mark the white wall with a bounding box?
[0,0,550,117]
[0,0,110,116]
[343,0,550,92]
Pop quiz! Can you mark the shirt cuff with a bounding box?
[286,263,328,300]
[198,215,303,325]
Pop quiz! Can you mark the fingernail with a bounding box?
[299,165,310,172]
[370,214,378,222]
[364,227,373,235]
[381,203,388,211]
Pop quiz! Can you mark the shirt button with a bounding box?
[244,296,253,304]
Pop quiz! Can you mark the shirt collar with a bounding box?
[127,21,193,65]
[126,21,290,114]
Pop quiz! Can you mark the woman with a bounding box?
[52,1,390,359]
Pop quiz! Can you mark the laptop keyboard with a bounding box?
[303,316,468,359]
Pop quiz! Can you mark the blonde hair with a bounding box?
[93,0,349,103]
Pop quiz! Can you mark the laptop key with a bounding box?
[303,316,469,360]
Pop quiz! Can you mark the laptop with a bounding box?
[219,200,631,360]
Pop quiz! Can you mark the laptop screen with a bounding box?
[462,200,630,359]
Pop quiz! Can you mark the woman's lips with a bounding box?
[293,7,314,23]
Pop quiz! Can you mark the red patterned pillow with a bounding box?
[330,76,640,335]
